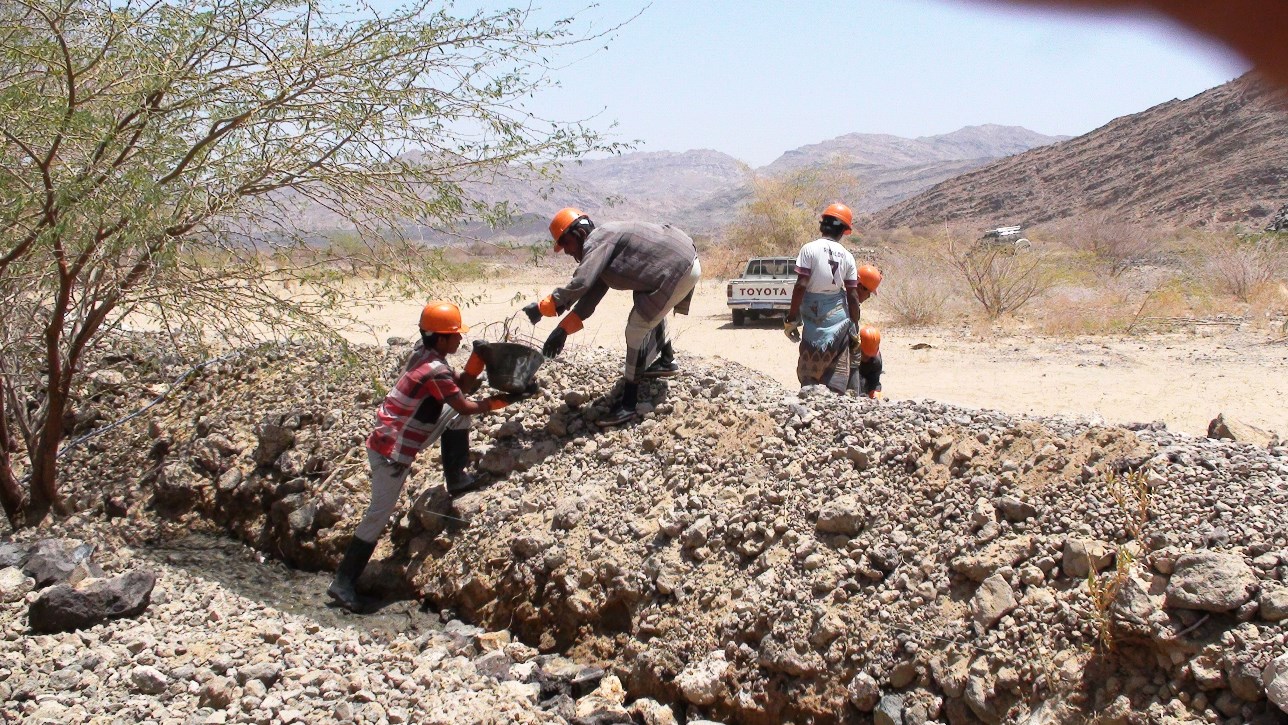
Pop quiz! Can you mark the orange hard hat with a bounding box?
[549,207,588,251]
[859,326,881,357]
[419,300,470,334]
[857,264,882,293]
[821,203,853,235]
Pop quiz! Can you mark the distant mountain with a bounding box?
[871,74,1288,230]
[430,149,750,244]
[762,125,1069,174]
[536,125,1062,233]
[563,150,749,214]
[754,125,1069,214]
[274,127,1065,241]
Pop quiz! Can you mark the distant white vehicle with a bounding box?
[726,256,794,325]
[978,225,1031,252]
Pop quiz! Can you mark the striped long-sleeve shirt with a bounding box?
[550,221,698,322]
[366,346,461,465]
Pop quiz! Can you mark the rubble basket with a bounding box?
[480,341,544,393]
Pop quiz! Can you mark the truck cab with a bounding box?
[726,256,796,325]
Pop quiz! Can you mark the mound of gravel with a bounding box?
[1,523,694,724]
[22,335,1288,723]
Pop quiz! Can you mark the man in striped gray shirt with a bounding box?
[524,208,702,426]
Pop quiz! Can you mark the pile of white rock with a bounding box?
[1,528,692,724]
[34,337,1288,723]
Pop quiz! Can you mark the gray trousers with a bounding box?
[354,410,469,542]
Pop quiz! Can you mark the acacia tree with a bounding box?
[724,162,862,261]
[0,0,622,527]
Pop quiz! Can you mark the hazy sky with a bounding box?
[503,0,1247,167]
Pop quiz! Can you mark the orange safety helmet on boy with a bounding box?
[821,203,853,235]
[859,326,882,357]
[549,208,588,251]
[418,301,470,334]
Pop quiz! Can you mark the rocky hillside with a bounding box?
[873,74,1288,230]
[6,335,1287,724]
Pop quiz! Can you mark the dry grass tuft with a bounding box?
[1034,287,1136,336]
[1085,469,1153,652]
[1205,234,1285,302]
[880,251,955,326]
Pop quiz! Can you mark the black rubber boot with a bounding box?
[640,342,679,378]
[598,382,639,426]
[441,429,477,493]
[327,536,376,612]
[656,341,674,365]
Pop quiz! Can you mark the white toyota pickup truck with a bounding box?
[726,256,795,325]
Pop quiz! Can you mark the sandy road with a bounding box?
[338,267,1288,439]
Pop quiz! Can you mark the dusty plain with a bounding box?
[334,263,1288,439]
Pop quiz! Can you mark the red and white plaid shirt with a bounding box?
[366,346,461,465]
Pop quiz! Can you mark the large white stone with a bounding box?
[677,651,728,707]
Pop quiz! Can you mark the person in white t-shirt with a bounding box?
[783,203,867,392]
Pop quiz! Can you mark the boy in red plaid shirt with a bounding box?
[328,301,528,612]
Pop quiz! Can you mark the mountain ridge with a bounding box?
[871,74,1288,230]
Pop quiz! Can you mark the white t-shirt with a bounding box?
[795,238,857,294]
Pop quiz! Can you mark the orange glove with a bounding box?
[464,350,486,377]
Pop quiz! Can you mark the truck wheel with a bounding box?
[732,310,745,326]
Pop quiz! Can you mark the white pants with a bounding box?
[623,257,702,382]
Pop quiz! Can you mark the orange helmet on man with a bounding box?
[857,264,882,293]
[821,203,853,235]
[549,207,589,251]
[419,300,470,335]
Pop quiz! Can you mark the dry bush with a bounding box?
[1108,469,1153,540]
[1085,548,1136,652]
[1205,234,1285,302]
[1084,469,1153,652]
[880,250,955,326]
[1246,281,1288,332]
[1041,213,1162,278]
[1034,286,1136,336]
[702,245,752,280]
[947,237,1056,319]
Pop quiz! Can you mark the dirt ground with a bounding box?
[339,265,1288,439]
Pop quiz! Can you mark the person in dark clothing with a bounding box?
[848,325,885,399]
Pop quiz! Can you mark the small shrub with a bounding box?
[881,252,952,326]
[703,245,751,280]
[1035,287,1135,336]
[947,238,1056,319]
[1042,214,1162,277]
[1083,469,1154,651]
[1206,234,1284,302]
[1106,469,1152,540]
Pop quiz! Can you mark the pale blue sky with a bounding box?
[502,0,1247,167]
